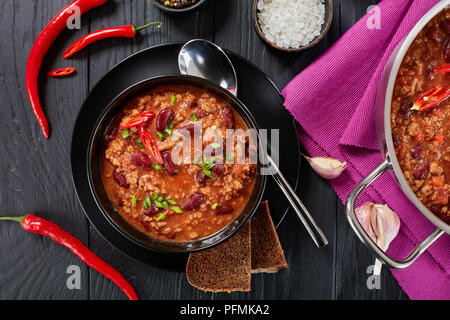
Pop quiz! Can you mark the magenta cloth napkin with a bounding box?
[282,0,449,300]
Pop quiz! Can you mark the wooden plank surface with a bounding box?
[0,0,408,300]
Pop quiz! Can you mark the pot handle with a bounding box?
[345,158,444,269]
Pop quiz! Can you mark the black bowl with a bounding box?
[150,0,209,13]
[87,75,267,254]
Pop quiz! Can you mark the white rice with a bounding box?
[257,0,326,49]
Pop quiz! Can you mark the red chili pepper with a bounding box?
[119,111,156,130]
[26,0,109,139]
[139,125,163,165]
[0,214,138,300]
[63,22,162,59]
[47,67,76,78]
[411,86,450,111]
[433,65,450,74]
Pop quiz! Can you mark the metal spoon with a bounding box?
[178,39,328,248]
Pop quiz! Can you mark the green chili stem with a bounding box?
[0,216,26,224]
[134,21,162,33]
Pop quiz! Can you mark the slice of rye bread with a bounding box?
[186,223,251,292]
[251,200,288,273]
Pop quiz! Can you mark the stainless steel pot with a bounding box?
[346,0,450,269]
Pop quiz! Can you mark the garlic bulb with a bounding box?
[302,154,347,179]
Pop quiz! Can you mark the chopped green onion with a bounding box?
[161,201,169,208]
[154,200,163,208]
[156,213,167,222]
[170,93,176,105]
[168,122,174,129]
[211,203,218,210]
[136,138,144,149]
[203,168,213,179]
[151,193,159,201]
[152,163,162,171]
[131,194,137,207]
[190,113,198,121]
[171,206,183,214]
[156,131,166,141]
[210,142,221,149]
[204,156,216,166]
[143,197,152,210]
[157,195,164,202]
[122,129,130,139]
[167,199,177,205]
[164,128,172,136]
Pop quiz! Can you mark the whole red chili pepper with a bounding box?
[120,111,156,130]
[0,214,138,300]
[63,22,162,59]
[139,125,163,165]
[26,0,109,139]
[47,67,76,78]
[433,65,450,74]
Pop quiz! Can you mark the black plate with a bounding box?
[71,42,300,271]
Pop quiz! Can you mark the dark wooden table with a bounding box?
[0,0,409,300]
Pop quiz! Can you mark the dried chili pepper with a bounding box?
[63,22,162,59]
[120,111,155,130]
[26,0,108,139]
[0,214,138,300]
[411,86,450,111]
[47,67,76,78]
[433,65,450,74]
[139,125,163,165]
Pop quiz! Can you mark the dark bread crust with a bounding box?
[251,201,288,273]
[186,223,251,292]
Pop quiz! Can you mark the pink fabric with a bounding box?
[282,0,449,300]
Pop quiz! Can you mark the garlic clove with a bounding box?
[302,154,347,179]
[372,204,400,251]
[356,202,400,252]
[355,202,377,241]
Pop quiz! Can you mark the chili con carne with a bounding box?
[63,22,162,59]
[47,67,76,78]
[26,0,108,139]
[0,214,138,300]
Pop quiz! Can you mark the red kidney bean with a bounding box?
[399,99,413,118]
[430,204,443,215]
[212,164,225,178]
[113,169,129,188]
[144,205,159,216]
[392,133,401,147]
[444,40,450,63]
[195,170,207,184]
[410,144,422,159]
[181,193,205,211]
[162,151,180,175]
[131,151,152,171]
[179,124,195,136]
[220,106,235,129]
[428,26,445,43]
[442,19,450,34]
[156,108,174,132]
[216,204,234,215]
[187,101,197,108]
[196,108,207,119]
[414,160,429,180]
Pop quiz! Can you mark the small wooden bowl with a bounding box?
[252,0,334,52]
[151,0,209,13]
